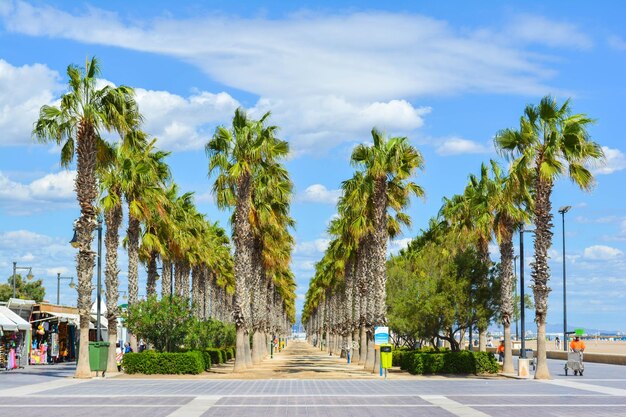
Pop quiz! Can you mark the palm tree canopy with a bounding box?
[33,57,141,167]
[495,96,604,190]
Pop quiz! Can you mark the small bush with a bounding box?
[222,347,234,361]
[205,348,224,365]
[473,351,499,374]
[123,351,205,375]
[199,350,212,371]
[404,351,498,375]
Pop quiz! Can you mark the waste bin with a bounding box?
[89,341,110,372]
[380,343,393,369]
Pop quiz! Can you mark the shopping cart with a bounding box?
[564,350,584,376]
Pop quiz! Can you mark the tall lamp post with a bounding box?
[559,205,572,352]
[70,214,103,341]
[56,273,75,305]
[11,262,34,299]
[513,255,519,341]
[519,226,535,359]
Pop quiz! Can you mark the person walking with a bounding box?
[555,336,561,350]
[115,342,123,371]
[570,336,586,352]
[497,340,505,362]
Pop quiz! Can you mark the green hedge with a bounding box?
[223,347,235,361]
[206,348,224,365]
[123,351,205,374]
[399,350,498,375]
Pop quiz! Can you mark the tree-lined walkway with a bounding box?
[196,340,384,379]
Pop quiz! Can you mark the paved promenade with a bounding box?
[0,341,625,416]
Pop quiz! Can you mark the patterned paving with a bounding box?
[1,346,625,416]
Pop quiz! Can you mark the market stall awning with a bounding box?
[0,306,31,331]
[45,311,80,326]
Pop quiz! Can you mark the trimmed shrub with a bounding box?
[123,351,205,375]
[404,351,498,375]
[222,347,234,361]
[473,351,499,374]
[199,350,212,371]
[205,348,224,365]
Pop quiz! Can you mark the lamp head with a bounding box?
[558,205,572,214]
[26,268,34,281]
[69,229,79,248]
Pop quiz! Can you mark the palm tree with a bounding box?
[33,57,139,378]
[119,134,170,350]
[495,96,604,379]
[207,108,289,371]
[491,163,531,373]
[351,128,424,371]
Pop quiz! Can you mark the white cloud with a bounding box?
[507,14,593,49]
[251,96,430,156]
[0,170,75,214]
[1,2,581,155]
[134,88,239,151]
[435,137,491,156]
[583,245,624,261]
[593,146,626,175]
[295,238,330,255]
[298,184,341,205]
[0,59,61,146]
[608,35,626,51]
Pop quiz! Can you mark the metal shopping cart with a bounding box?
[564,350,584,376]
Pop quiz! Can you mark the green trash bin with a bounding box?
[89,341,110,372]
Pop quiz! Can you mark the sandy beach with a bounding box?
[509,339,626,355]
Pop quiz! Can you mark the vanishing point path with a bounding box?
[1,340,626,416]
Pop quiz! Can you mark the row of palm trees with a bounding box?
[303,96,604,380]
[206,108,296,371]
[33,58,296,377]
[302,128,424,372]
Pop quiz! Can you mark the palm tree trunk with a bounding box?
[74,121,98,378]
[232,174,253,372]
[146,251,158,297]
[161,259,172,299]
[104,200,122,374]
[351,328,360,363]
[191,266,202,318]
[127,213,141,352]
[371,178,388,328]
[533,176,554,379]
[181,262,191,300]
[500,226,515,374]
[365,331,375,372]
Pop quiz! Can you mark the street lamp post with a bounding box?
[96,215,103,342]
[513,255,519,341]
[519,226,535,359]
[12,262,33,299]
[56,273,75,305]
[559,205,572,352]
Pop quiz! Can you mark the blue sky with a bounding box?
[1,0,625,331]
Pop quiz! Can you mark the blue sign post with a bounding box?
[374,327,389,376]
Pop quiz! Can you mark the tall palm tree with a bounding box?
[207,108,289,371]
[351,128,424,371]
[33,57,139,378]
[491,162,531,373]
[495,96,604,379]
[119,135,170,350]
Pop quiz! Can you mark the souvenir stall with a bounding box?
[30,303,79,364]
[0,306,31,370]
